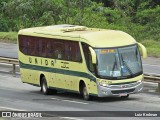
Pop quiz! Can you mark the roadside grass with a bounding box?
[141,40,160,57]
[0,32,17,43]
[0,32,160,57]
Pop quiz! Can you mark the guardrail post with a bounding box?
[158,83,160,90]
[13,64,16,76]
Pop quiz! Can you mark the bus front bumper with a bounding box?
[97,81,143,97]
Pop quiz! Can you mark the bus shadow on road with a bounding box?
[33,90,140,103]
[91,96,139,103]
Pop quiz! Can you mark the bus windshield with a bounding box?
[95,45,142,80]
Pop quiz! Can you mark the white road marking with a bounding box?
[143,64,160,67]
[60,117,84,120]
[62,99,88,105]
[51,98,88,105]
[0,106,25,111]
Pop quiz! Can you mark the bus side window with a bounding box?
[65,41,82,62]
[30,37,36,56]
[64,42,70,60]
[19,35,28,55]
[75,43,82,62]
[39,39,47,57]
[38,39,42,57]
[54,41,64,59]
[82,43,94,73]
[42,39,47,57]
[27,39,32,55]
[34,37,39,56]
[47,39,54,58]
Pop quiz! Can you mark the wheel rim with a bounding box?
[42,80,47,93]
[83,87,89,100]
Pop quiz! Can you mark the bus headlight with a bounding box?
[99,82,110,87]
[137,80,142,84]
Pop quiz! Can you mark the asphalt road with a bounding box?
[0,43,18,58]
[142,56,160,76]
[0,73,160,120]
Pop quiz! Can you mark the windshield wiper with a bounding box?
[121,55,133,76]
[111,55,117,77]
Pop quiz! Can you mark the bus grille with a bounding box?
[111,88,135,94]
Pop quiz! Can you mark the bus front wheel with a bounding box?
[82,84,90,101]
[121,94,129,99]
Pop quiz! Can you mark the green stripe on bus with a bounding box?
[19,61,96,82]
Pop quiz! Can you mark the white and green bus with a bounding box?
[18,24,147,100]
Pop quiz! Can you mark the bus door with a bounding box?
[53,41,66,89]
[63,41,82,91]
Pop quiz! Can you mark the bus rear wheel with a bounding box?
[41,76,51,95]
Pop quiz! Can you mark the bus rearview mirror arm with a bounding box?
[89,47,97,64]
[137,42,147,58]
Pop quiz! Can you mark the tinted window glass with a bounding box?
[19,36,28,55]
[65,41,82,62]
[54,41,64,59]
[18,35,82,62]
[82,43,94,72]
[47,40,54,58]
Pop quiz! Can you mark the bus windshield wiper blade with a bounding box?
[111,55,117,77]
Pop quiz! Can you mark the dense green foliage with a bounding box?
[0,0,160,42]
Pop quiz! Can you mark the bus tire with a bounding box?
[41,76,51,95]
[121,94,129,99]
[82,84,91,101]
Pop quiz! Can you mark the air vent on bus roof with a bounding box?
[61,26,88,32]
[53,24,75,28]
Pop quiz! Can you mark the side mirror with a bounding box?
[89,47,97,64]
[138,42,147,58]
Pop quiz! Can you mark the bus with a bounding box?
[18,24,147,100]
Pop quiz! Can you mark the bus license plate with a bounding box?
[119,93,128,96]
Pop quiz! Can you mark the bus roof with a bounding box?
[18,24,137,48]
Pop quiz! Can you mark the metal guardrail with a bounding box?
[0,57,19,75]
[0,57,160,89]
[144,74,160,83]
[144,74,160,89]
